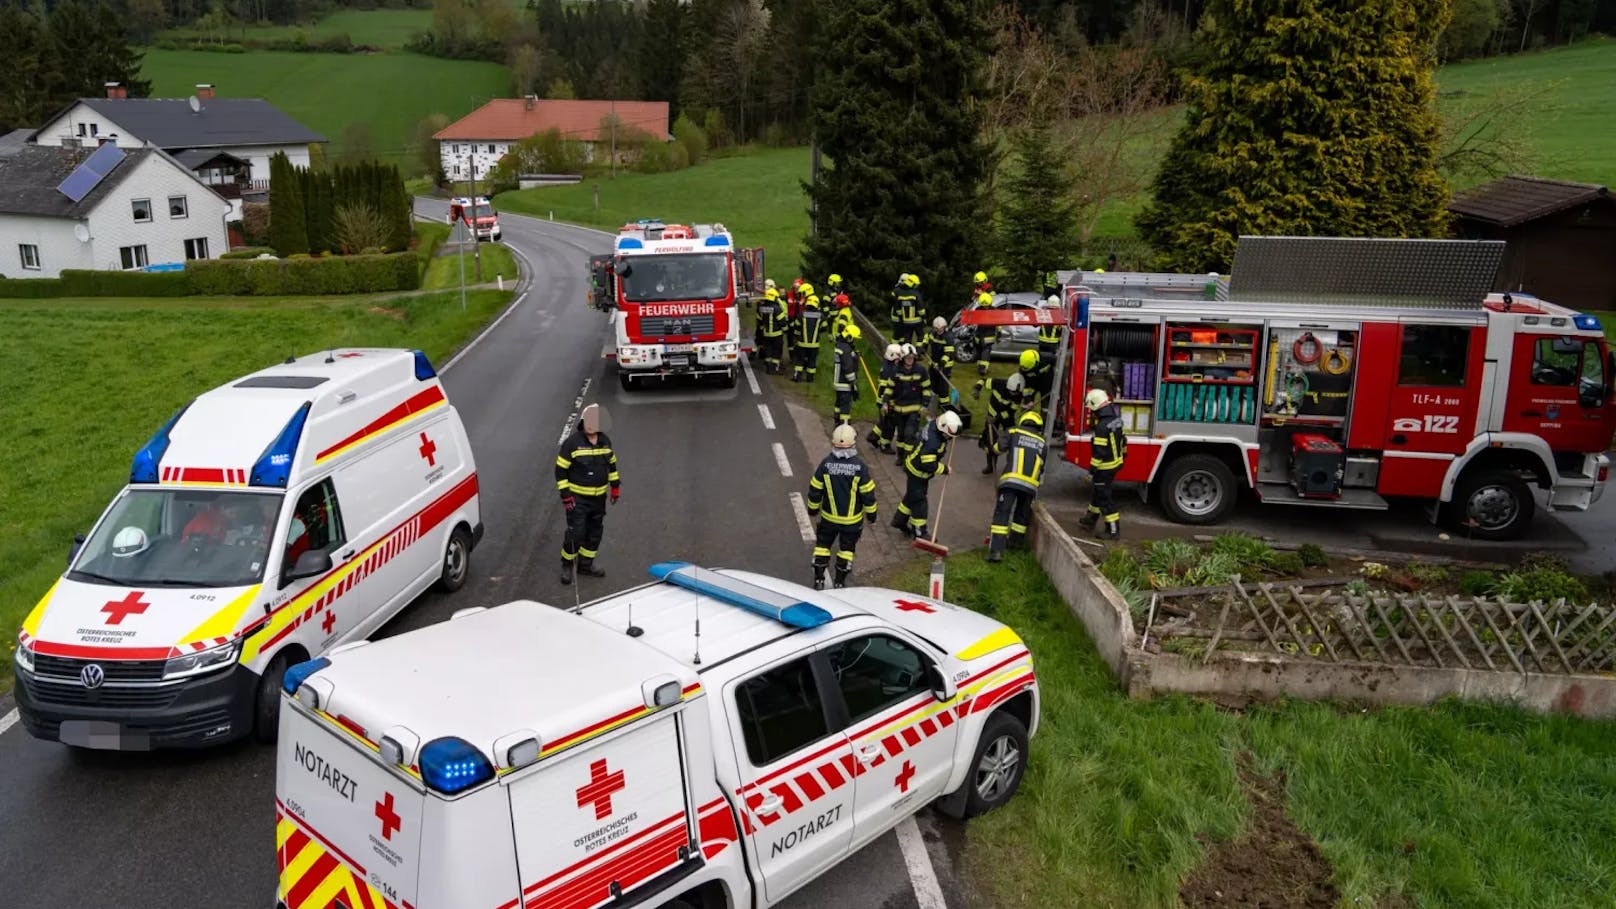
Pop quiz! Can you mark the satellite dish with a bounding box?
[73,223,90,243]
[188,95,201,113]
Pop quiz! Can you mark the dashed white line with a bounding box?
[559,378,593,444]
[758,404,775,431]
[740,353,761,395]
[0,708,17,738]
[896,816,949,909]
[772,442,793,478]
[788,493,816,543]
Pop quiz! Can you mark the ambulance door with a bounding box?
[274,477,351,645]
[1502,334,1613,454]
[1379,322,1484,497]
[726,651,855,904]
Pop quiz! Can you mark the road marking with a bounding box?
[443,290,528,374]
[788,493,816,543]
[758,404,775,431]
[896,816,949,909]
[740,353,761,395]
[772,442,793,478]
[559,378,594,444]
[0,708,16,737]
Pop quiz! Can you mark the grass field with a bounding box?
[0,289,511,684]
[873,551,1616,909]
[141,49,508,167]
[421,240,519,290]
[159,9,432,49]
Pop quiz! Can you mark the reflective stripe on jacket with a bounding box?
[807,454,877,525]
[556,430,620,497]
[996,427,1046,493]
[1089,403,1127,471]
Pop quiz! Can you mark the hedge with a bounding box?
[221,247,276,260]
[187,252,420,296]
[0,270,189,298]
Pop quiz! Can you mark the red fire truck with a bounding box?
[448,196,501,241]
[589,219,764,390]
[967,237,1615,540]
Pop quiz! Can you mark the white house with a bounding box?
[0,143,231,279]
[434,98,671,182]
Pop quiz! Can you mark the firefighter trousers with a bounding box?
[793,343,820,380]
[869,408,897,450]
[980,418,1009,473]
[1087,466,1120,524]
[892,410,922,457]
[812,520,863,587]
[894,474,932,537]
[761,334,785,372]
[928,365,952,406]
[989,487,1035,557]
[892,322,922,345]
[834,389,854,424]
[562,495,607,565]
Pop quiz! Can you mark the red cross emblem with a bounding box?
[337,352,364,359]
[101,591,151,625]
[321,610,336,635]
[894,599,935,614]
[375,792,402,841]
[576,758,626,820]
[894,760,915,793]
[418,432,438,467]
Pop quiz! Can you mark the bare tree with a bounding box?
[1435,81,1554,184]
[715,0,770,143]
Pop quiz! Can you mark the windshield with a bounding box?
[70,488,282,588]
[619,253,730,303]
[471,204,493,218]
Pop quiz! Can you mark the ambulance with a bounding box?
[13,349,482,751]
[274,562,1039,909]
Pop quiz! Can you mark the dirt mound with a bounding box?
[1179,755,1338,909]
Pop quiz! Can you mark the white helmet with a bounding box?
[885,343,903,361]
[900,343,917,359]
[932,317,947,332]
[1006,372,1025,393]
[831,424,857,448]
[1085,388,1111,410]
[936,411,962,437]
[111,526,150,558]
[1047,295,1060,306]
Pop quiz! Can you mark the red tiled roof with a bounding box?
[1448,175,1610,228]
[433,99,671,143]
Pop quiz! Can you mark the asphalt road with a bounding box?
[0,207,961,909]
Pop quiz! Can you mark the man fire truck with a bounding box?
[274,563,1037,909]
[958,237,1614,541]
[589,219,764,391]
[447,196,501,242]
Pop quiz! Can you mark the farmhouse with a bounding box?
[30,82,324,216]
[0,143,230,279]
[433,97,671,180]
[1449,175,1616,311]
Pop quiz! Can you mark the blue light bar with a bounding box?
[250,402,311,488]
[413,349,438,381]
[617,237,643,250]
[1574,314,1603,332]
[130,402,192,483]
[704,235,730,247]
[649,562,832,628]
[420,737,495,794]
[282,656,330,695]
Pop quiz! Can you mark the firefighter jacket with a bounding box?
[1037,323,1062,350]
[995,426,1046,493]
[903,421,950,480]
[877,358,897,398]
[833,305,855,335]
[794,302,825,348]
[1088,402,1127,471]
[888,362,930,413]
[807,450,877,526]
[1023,349,1055,394]
[556,430,620,498]
[832,341,859,394]
[757,296,788,339]
[924,331,955,372]
[985,376,1028,425]
[891,286,924,328]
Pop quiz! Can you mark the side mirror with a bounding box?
[613,259,630,278]
[286,549,332,582]
[928,664,958,702]
[68,533,86,566]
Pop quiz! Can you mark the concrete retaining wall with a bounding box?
[1029,503,1138,684]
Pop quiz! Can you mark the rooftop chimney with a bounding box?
[524,94,537,111]
[195,83,215,101]
[105,82,127,100]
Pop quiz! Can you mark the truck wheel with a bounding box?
[253,651,294,745]
[619,371,635,392]
[435,526,473,593]
[718,367,737,389]
[1157,453,1236,525]
[954,341,978,364]
[1446,468,1534,541]
[949,711,1028,819]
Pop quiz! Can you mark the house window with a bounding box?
[77,123,87,137]
[452,164,462,177]
[120,245,149,269]
[131,198,152,223]
[452,144,461,154]
[184,237,209,260]
[90,123,99,137]
[486,144,495,154]
[169,195,188,219]
[19,244,40,271]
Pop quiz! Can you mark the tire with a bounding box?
[944,711,1029,819]
[1156,453,1237,525]
[717,367,737,389]
[1445,468,1534,541]
[253,650,295,745]
[954,339,978,364]
[435,526,473,593]
[619,370,635,392]
[658,901,698,909]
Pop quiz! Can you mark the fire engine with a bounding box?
[448,196,501,242]
[589,219,765,391]
[274,563,1037,909]
[964,237,1614,541]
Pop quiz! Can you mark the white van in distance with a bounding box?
[13,348,482,751]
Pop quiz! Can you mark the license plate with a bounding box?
[59,720,151,750]
[663,343,693,354]
[665,355,691,369]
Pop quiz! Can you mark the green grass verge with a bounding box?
[141,49,509,169]
[158,9,432,49]
[421,241,519,290]
[0,290,512,684]
[874,550,1616,909]
[1593,311,1615,340]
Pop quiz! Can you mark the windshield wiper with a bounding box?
[149,578,214,588]
[68,569,130,586]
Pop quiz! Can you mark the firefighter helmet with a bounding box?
[828,273,843,287]
[974,271,988,284]
[885,343,903,361]
[978,291,994,307]
[764,278,777,290]
[901,343,917,359]
[932,317,947,331]
[764,287,779,300]
[844,324,862,341]
[1019,410,1044,428]
[903,273,920,288]
[831,424,857,449]
[936,411,962,437]
[799,282,815,297]
[1019,349,1039,370]
[111,526,150,558]
[805,295,821,308]
[793,277,804,288]
[1006,372,1025,393]
[834,293,850,308]
[1085,388,1111,410]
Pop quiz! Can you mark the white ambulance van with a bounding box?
[274,562,1038,909]
[14,349,482,751]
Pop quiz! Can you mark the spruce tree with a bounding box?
[996,125,1078,290]
[1135,0,1452,272]
[386,164,412,251]
[803,0,993,319]
[268,152,309,256]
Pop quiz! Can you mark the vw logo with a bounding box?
[80,663,105,689]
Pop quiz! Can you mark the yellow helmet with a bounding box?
[799,282,815,297]
[1019,349,1039,370]
[977,291,993,307]
[974,271,988,284]
[844,324,862,341]
[827,273,843,286]
[764,287,779,300]
[1019,410,1044,428]
[903,273,920,288]
[805,294,821,308]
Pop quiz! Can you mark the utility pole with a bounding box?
[467,150,482,281]
[610,99,617,179]
[809,138,821,237]
[457,206,467,312]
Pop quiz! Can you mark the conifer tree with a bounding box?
[268,152,309,256]
[996,125,1078,290]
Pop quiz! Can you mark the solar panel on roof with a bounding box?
[55,144,127,203]
[83,142,125,176]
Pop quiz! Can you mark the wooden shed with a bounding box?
[1448,175,1616,311]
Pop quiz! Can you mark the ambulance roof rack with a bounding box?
[649,562,832,629]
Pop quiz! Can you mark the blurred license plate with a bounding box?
[665,355,691,369]
[663,344,693,353]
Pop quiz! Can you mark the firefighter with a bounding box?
[987,409,1046,563]
[972,371,1029,475]
[886,343,931,464]
[555,403,619,584]
[893,411,961,540]
[890,273,925,345]
[972,291,999,376]
[795,281,816,320]
[831,323,862,424]
[1037,294,1063,358]
[825,272,845,300]
[1019,347,1055,412]
[866,343,904,453]
[792,293,825,382]
[924,316,955,407]
[832,292,855,336]
[806,423,878,590]
[756,287,789,374]
[1079,388,1127,540]
[973,270,993,296]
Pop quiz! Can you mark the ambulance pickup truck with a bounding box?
[275,562,1039,909]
